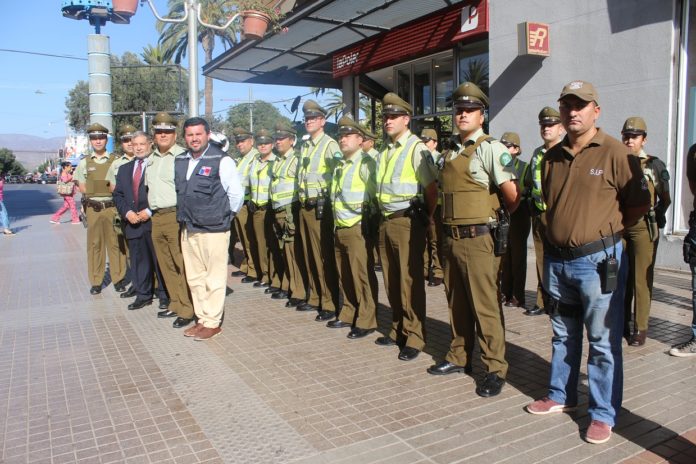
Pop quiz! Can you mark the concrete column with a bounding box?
[87,34,112,135]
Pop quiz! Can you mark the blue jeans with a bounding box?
[543,242,624,427]
[0,200,10,229]
[690,264,696,339]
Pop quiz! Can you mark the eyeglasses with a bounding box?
[154,129,175,135]
[89,135,107,140]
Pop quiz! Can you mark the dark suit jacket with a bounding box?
[113,158,151,239]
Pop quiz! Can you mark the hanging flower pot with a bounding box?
[112,0,138,17]
[242,10,271,40]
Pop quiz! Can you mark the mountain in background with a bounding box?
[0,134,64,171]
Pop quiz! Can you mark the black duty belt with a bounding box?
[545,233,622,260]
[384,208,408,220]
[302,197,318,209]
[444,224,490,239]
[85,199,115,211]
[152,206,176,215]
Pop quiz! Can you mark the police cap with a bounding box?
[452,82,488,109]
[118,124,137,138]
[337,115,367,137]
[151,112,178,131]
[500,132,521,147]
[382,92,413,116]
[274,122,297,139]
[559,80,599,104]
[420,128,438,142]
[538,106,561,125]
[302,100,327,118]
[255,128,274,144]
[622,116,647,136]
[232,127,253,142]
[87,123,109,135]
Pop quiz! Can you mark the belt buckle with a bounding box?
[469,225,477,238]
[451,225,460,240]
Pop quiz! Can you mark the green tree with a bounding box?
[65,52,186,133]
[0,148,26,175]
[223,100,291,134]
[157,0,240,120]
[141,44,169,65]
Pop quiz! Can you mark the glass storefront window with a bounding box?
[435,56,453,112]
[414,62,432,115]
[397,69,410,104]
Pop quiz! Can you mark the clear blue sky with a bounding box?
[0,1,312,138]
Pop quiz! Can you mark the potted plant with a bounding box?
[112,0,138,17]
[236,0,285,40]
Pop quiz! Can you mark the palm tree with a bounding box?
[157,0,240,119]
[141,44,169,65]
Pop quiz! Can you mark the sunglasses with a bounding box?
[89,135,107,140]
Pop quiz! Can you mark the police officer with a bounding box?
[326,116,379,339]
[426,83,520,399]
[621,117,671,346]
[75,123,128,295]
[296,100,341,321]
[270,122,306,307]
[361,131,380,159]
[499,132,530,309]
[374,93,438,361]
[145,112,195,328]
[231,127,261,283]
[421,128,444,287]
[522,107,565,316]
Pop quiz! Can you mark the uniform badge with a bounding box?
[568,81,584,89]
[198,166,212,176]
[499,152,513,167]
[87,167,96,172]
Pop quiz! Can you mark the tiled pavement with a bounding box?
[1,184,695,464]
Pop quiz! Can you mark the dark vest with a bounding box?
[174,145,232,233]
[440,135,500,225]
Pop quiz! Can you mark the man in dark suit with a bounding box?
[113,131,167,310]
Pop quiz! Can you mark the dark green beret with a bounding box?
[255,128,273,144]
[232,127,253,141]
[538,106,561,125]
[337,116,367,137]
[452,82,488,109]
[500,132,521,147]
[622,116,647,135]
[118,124,137,138]
[382,92,412,116]
[274,122,297,138]
[302,100,327,117]
[152,112,177,130]
[87,123,109,135]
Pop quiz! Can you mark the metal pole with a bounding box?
[87,34,113,148]
[187,0,199,117]
[249,87,253,131]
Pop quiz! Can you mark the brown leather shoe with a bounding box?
[184,323,203,337]
[629,330,647,346]
[194,326,222,341]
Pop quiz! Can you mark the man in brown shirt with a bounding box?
[525,80,649,445]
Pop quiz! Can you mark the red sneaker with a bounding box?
[585,420,612,444]
[526,397,577,415]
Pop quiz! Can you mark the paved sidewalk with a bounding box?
[1,184,695,464]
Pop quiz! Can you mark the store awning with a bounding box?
[203,0,467,88]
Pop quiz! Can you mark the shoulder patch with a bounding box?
[499,152,513,167]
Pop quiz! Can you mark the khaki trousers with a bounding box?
[274,207,305,297]
[444,233,508,378]
[151,211,194,319]
[86,205,126,287]
[251,208,278,285]
[501,206,531,305]
[423,205,444,279]
[181,229,230,328]
[624,218,658,332]
[234,204,258,279]
[379,216,426,350]
[335,224,378,330]
[531,213,546,308]
[299,206,339,311]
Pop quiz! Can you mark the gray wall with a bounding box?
[488,0,685,269]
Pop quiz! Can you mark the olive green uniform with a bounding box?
[106,153,135,276]
[234,148,259,279]
[524,146,548,309]
[249,152,281,288]
[624,150,670,335]
[440,128,516,376]
[424,149,444,281]
[75,153,127,287]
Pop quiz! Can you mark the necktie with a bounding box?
[133,159,143,205]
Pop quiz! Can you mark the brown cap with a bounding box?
[622,116,647,135]
[152,112,178,130]
[363,128,377,140]
[118,124,137,138]
[500,132,521,147]
[382,92,412,116]
[302,100,327,118]
[558,80,598,103]
[538,106,561,125]
[452,82,488,109]
[337,115,367,137]
[232,127,253,141]
[274,121,297,138]
[255,128,273,144]
[87,123,109,135]
[420,128,438,142]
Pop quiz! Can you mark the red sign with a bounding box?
[523,22,550,56]
[333,0,488,78]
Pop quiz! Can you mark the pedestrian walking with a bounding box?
[50,162,80,224]
[0,172,14,235]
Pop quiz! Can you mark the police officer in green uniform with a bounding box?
[361,131,380,159]
[75,123,128,294]
[325,116,379,339]
[522,107,565,316]
[270,122,306,307]
[296,100,341,321]
[427,83,520,398]
[374,93,438,361]
[231,127,261,283]
[621,117,671,346]
[248,128,282,292]
[420,128,444,287]
[499,132,530,309]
